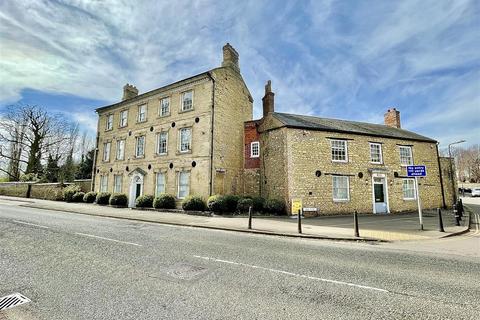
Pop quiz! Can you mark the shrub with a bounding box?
[63,184,82,202]
[223,194,240,213]
[109,193,128,207]
[264,198,286,216]
[136,195,154,208]
[96,192,111,205]
[182,196,207,211]
[71,192,85,203]
[83,191,97,203]
[153,193,176,209]
[251,196,265,212]
[207,194,226,213]
[237,198,254,213]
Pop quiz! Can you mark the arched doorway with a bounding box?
[129,172,144,208]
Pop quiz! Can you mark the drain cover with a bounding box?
[164,263,208,280]
[0,293,30,311]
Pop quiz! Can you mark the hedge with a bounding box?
[109,193,128,207]
[136,195,154,208]
[83,191,97,203]
[153,193,176,209]
[96,192,111,205]
[182,196,206,211]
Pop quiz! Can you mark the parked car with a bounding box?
[472,188,480,197]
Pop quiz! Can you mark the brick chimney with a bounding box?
[122,83,138,101]
[262,80,274,117]
[222,43,240,72]
[384,108,401,128]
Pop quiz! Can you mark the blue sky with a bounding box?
[0,0,479,151]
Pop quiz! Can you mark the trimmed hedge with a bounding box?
[207,195,226,213]
[136,195,154,208]
[83,191,97,203]
[182,196,206,211]
[223,194,240,212]
[63,184,82,202]
[237,198,254,213]
[264,198,286,215]
[251,196,265,212]
[153,193,176,209]
[96,192,111,205]
[71,192,85,203]
[109,193,128,207]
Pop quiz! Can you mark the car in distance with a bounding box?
[472,188,480,197]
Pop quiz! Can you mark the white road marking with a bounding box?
[12,220,50,229]
[193,255,389,293]
[74,232,142,246]
[326,216,416,227]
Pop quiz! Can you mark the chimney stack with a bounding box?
[122,83,138,101]
[222,43,240,72]
[384,108,401,128]
[262,80,274,117]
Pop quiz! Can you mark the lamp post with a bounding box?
[447,140,465,204]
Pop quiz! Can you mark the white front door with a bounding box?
[372,176,388,214]
[129,174,143,208]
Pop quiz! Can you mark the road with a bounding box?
[0,200,479,320]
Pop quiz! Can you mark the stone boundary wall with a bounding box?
[0,180,92,201]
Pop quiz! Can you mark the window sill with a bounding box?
[177,150,192,155]
[105,128,113,132]
[154,153,168,157]
[118,125,128,129]
[332,160,348,163]
[136,120,147,124]
[158,113,170,118]
[134,155,145,159]
[251,155,260,158]
[333,199,350,203]
[403,198,417,201]
[178,108,194,114]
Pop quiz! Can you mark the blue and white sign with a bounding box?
[407,165,427,177]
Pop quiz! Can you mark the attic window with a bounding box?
[251,141,260,158]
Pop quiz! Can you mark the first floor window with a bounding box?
[157,131,168,155]
[399,146,413,166]
[179,128,191,152]
[403,179,416,200]
[178,171,190,199]
[116,139,125,160]
[370,143,382,163]
[103,142,111,161]
[114,175,122,193]
[331,140,347,162]
[182,90,193,111]
[106,114,113,130]
[332,176,349,201]
[100,175,108,192]
[120,110,128,127]
[160,97,170,116]
[251,141,260,158]
[156,173,166,196]
[136,136,145,157]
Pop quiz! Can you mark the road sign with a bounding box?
[291,198,302,215]
[407,165,427,177]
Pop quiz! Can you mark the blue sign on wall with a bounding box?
[407,165,427,177]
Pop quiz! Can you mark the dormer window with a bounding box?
[181,91,193,111]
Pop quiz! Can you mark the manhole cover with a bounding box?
[164,263,208,280]
[0,293,30,311]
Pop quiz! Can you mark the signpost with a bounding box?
[407,165,427,230]
[291,198,302,216]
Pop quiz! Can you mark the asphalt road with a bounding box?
[0,201,479,320]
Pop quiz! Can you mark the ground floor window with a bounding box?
[403,179,416,200]
[177,171,190,199]
[100,175,108,192]
[156,173,166,196]
[113,175,122,193]
[332,176,349,201]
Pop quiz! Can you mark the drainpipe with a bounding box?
[90,118,100,192]
[207,72,215,196]
[436,143,446,209]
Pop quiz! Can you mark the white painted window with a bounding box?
[156,172,166,196]
[177,171,190,199]
[116,139,125,160]
[179,127,191,152]
[157,131,168,155]
[403,179,416,200]
[332,176,349,201]
[251,141,260,158]
[100,175,108,192]
[114,174,122,193]
[106,114,113,130]
[370,143,382,164]
[159,97,170,116]
[331,140,348,162]
[181,90,193,111]
[120,110,128,127]
[138,104,147,122]
[103,142,111,162]
[399,146,413,166]
[135,136,145,157]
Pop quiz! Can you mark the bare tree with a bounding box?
[457,144,480,183]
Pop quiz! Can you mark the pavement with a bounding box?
[0,201,478,319]
[0,195,470,241]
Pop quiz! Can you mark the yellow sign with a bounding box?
[291,198,303,215]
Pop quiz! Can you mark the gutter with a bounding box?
[436,143,447,208]
[207,72,215,196]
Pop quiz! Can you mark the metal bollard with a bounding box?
[453,202,460,226]
[458,199,464,220]
[248,206,252,230]
[297,209,302,234]
[437,208,445,232]
[353,210,360,237]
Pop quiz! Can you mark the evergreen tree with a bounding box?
[44,154,60,182]
[75,149,94,179]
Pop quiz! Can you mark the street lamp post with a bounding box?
[447,140,466,205]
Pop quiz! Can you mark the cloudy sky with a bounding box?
[0,0,478,151]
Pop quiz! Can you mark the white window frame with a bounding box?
[399,146,413,166]
[159,97,170,117]
[332,176,350,201]
[155,172,166,196]
[250,141,260,158]
[100,175,108,192]
[135,135,145,157]
[369,143,383,164]
[137,104,147,122]
[402,178,416,200]
[106,114,113,131]
[181,90,193,112]
[177,171,190,199]
[179,127,192,153]
[116,139,125,160]
[103,142,111,162]
[156,131,168,155]
[119,110,128,127]
[331,139,348,162]
[113,174,123,193]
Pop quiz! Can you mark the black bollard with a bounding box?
[248,206,252,230]
[354,210,360,237]
[453,202,460,226]
[297,209,302,234]
[437,208,445,232]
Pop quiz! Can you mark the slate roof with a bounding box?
[272,112,436,143]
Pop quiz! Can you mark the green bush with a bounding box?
[136,195,154,208]
[83,191,97,203]
[63,184,82,202]
[153,193,176,209]
[71,192,85,203]
[182,196,207,211]
[207,194,226,213]
[96,192,111,205]
[237,198,254,213]
[251,196,265,212]
[264,198,286,216]
[223,194,240,212]
[109,193,128,207]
